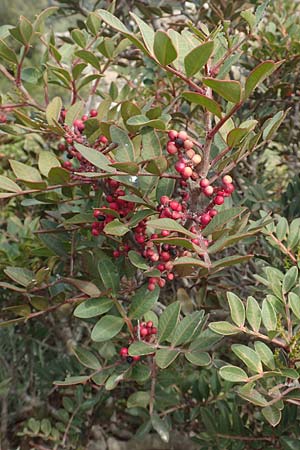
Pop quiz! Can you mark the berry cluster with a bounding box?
[167,130,202,180]
[119,321,157,363]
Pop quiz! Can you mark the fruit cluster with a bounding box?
[167,130,202,180]
[119,321,157,363]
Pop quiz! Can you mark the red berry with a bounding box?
[63,161,72,170]
[167,273,174,281]
[203,186,214,196]
[73,119,84,132]
[169,200,180,211]
[91,228,100,236]
[161,230,170,237]
[175,161,186,174]
[160,196,169,205]
[161,252,170,262]
[120,347,128,357]
[147,321,153,328]
[113,250,121,258]
[166,141,178,155]
[224,183,235,194]
[200,213,211,226]
[148,283,156,291]
[168,130,178,140]
[214,195,224,205]
[90,109,98,117]
[209,209,218,217]
[140,327,148,337]
[200,178,210,188]
[58,143,66,151]
[81,114,88,121]
[100,135,108,144]
[151,327,158,334]
[132,355,140,361]
[136,235,145,244]
[158,278,166,288]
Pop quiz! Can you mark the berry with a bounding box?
[182,167,193,178]
[62,161,72,170]
[203,186,214,196]
[73,119,84,132]
[160,196,169,205]
[214,195,224,205]
[151,327,158,334]
[184,139,194,150]
[192,154,202,165]
[200,213,211,226]
[148,283,156,291]
[178,130,188,141]
[126,356,134,364]
[200,178,210,188]
[175,138,184,148]
[90,109,98,117]
[100,135,108,144]
[222,175,233,185]
[147,321,153,328]
[224,183,235,194]
[140,327,148,337]
[169,200,180,211]
[186,149,196,159]
[175,161,186,174]
[132,355,140,361]
[120,347,129,357]
[168,130,178,140]
[167,141,178,154]
[209,209,218,218]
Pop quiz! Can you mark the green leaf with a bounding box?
[73,297,113,318]
[19,16,33,44]
[262,405,281,427]
[202,207,246,236]
[34,6,58,31]
[9,160,42,182]
[147,218,197,239]
[184,41,214,77]
[75,50,100,70]
[64,278,101,297]
[153,30,177,66]
[126,115,167,130]
[110,126,135,162]
[48,167,70,185]
[38,151,60,177]
[127,391,150,409]
[129,284,160,319]
[74,142,114,172]
[182,91,222,118]
[226,127,249,147]
[104,219,129,236]
[227,292,245,327]
[128,251,149,270]
[0,175,21,193]
[276,216,289,241]
[130,12,154,53]
[128,341,155,356]
[246,296,261,332]
[220,365,249,382]
[171,311,205,346]
[87,12,101,35]
[232,344,263,373]
[46,97,62,126]
[110,162,139,175]
[71,29,86,48]
[288,292,300,320]
[155,349,179,369]
[241,9,256,31]
[151,413,169,443]
[98,257,120,295]
[91,315,124,342]
[4,266,34,287]
[263,110,287,141]
[141,129,162,160]
[54,376,90,386]
[203,78,242,103]
[185,350,211,366]
[0,39,18,64]
[209,321,240,335]
[261,299,277,331]
[254,341,275,370]
[282,266,298,294]
[244,60,277,98]
[73,347,101,369]
[65,101,84,127]
[158,301,181,343]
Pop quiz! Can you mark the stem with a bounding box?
[149,359,157,415]
[208,102,243,140]
[216,433,274,443]
[211,145,232,167]
[199,87,213,177]
[266,232,297,265]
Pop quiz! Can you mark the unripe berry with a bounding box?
[186,149,196,159]
[214,195,224,205]
[178,130,188,141]
[168,130,178,140]
[203,186,214,196]
[183,139,194,150]
[192,154,202,165]
[200,213,211,226]
[166,141,178,155]
[222,175,233,185]
[200,178,210,188]
[175,161,186,174]
[182,166,193,178]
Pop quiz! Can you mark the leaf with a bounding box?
[91,315,124,342]
[128,251,149,270]
[104,219,129,236]
[65,101,84,127]
[151,413,169,443]
[34,6,59,31]
[182,91,222,118]
[241,9,256,32]
[110,126,135,162]
[46,96,62,126]
[130,12,154,53]
[244,60,277,98]
[0,175,21,193]
[209,321,240,335]
[155,349,179,368]
[261,299,277,331]
[73,347,101,369]
[98,257,120,295]
[0,39,18,64]
[220,365,249,382]
[288,293,300,320]
[185,350,211,366]
[263,110,287,141]
[127,391,150,409]
[158,301,181,343]
[126,115,167,130]
[54,376,89,386]
[9,160,42,182]
[71,29,86,48]
[203,78,242,103]
[282,266,298,294]
[147,218,197,239]
[254,341,275,370]
[110,162,139,175]
[262,405,281,427]
[74,143,114,172]
[73,297,114,318]
[153,30,177,66]
[141,129,161,160]
[232,344,263,373]
[129,284,160,319]
[226,127,249,147]
[246,296,261,331]
[38,151,60,177]
[184,41,214,77]
[4,267,34,287]
[63,278,101,297]
[75,50,100,69]
[227,292,245,327]
[128,341,155,356]
[171,311,205,346]
[202,207,246,236]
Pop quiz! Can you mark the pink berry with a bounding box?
[148,283,156,291]
[140,328,148,337]
[182,167,193,178]
[222,175,233,185]
[200,213,211,226]
[90,109,98,117]
[214,195,224,205]
[166,141,178,155]
[147,321,153,328]
[100,135,108,144]
[203,186,214,196]
[175,161,186,174]
[120,347,128,357]
[161,230,170,237]
[200,178,210,188]
[183,139,194,150]
[81,114,88,121]
[167,273,174,281]
[209,209,218,217]
[168,130,178,140]
[160,196,169,205]
[178,130,188,141]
